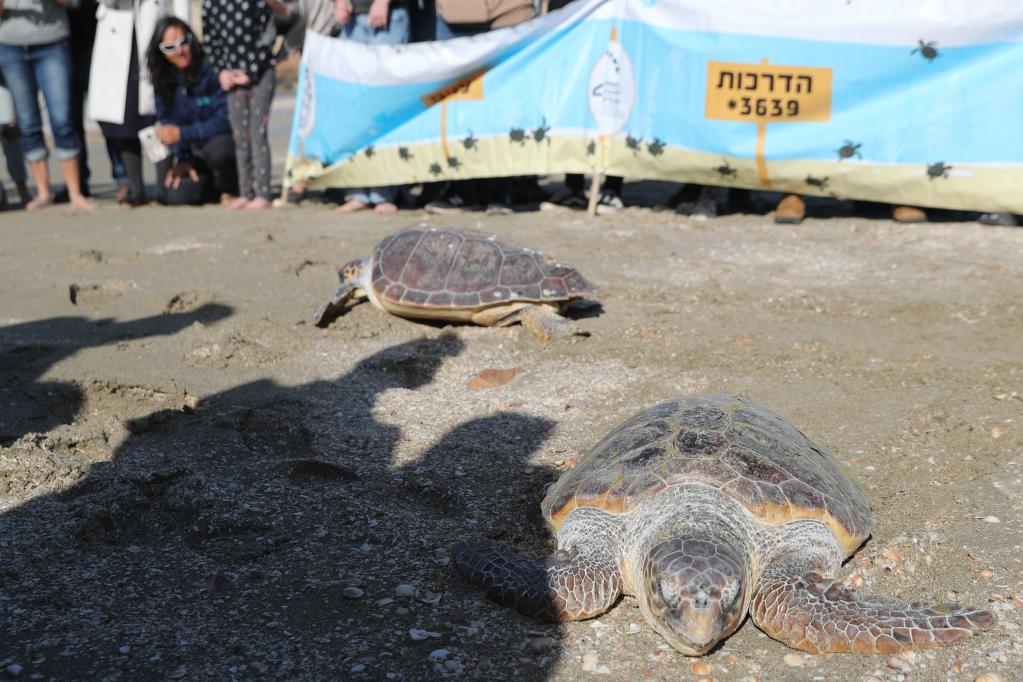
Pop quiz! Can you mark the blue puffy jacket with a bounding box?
[154,60,232,161]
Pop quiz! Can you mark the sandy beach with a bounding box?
[1,156,1022,681]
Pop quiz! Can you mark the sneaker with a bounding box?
[543,186,587,210]
[425,193,474,214]
[485,203,514,216]
[978,212,1018,227]
[595,190,624,215]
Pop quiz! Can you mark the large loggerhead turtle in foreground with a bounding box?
[455,393,995,655]
[313,226,596,341]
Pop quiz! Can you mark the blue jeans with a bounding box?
[0,40,79,162]
[341,6,410,44]
[341,6,409,203]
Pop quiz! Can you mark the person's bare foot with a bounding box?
[25,193,54,210]
[335,199,369,214]
[220,193,237,205]
[69,194,96,211]
[244,197,271,210]
[227,196,250,210]
[373,202,398,214]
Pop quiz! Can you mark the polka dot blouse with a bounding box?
[202,0,275,80]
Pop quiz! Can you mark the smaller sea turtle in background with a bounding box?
[927,162,952,179]
[399,147,413,161]
[714,160,737,178]
[447,156,462,169]
[428,163,443,176]
[625,134,642,154]
[805,175,829,190]
[314,226,596,341]
[455,394,995,655]
[462,132,478,151]
[836,140,862,160]
[912,40,939,61]
[646,138,665,156]
[510,128,529,145]
[532,119,551,145]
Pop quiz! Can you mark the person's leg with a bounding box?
[195,133,239,200]
[336,189,372,213]
[244,68,275,210]
[0,43,52,208]
[69,49,91,196]
[1,125,29,203]
[227,88,254,207]
[33,40,92,209]
[365,186,398,214]
[117,138,146,206]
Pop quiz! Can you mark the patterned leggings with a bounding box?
[228,67,275,200]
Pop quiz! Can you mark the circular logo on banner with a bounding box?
[588,42,636,135]
[298,63,316,141]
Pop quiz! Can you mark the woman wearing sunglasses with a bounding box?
[145,17,237,205]
[88,0,190,206]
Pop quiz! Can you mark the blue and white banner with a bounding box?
[286,0,1023,212]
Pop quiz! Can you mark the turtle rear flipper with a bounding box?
[313,281,360,327]
[517,304,582,342]
[751,568,996,653]
[453,538,621,622]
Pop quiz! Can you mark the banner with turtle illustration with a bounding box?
[284,0,1023,213]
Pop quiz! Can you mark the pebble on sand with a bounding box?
[690,661,711,675]
[5,664,23,677]
[581,652,610,673]
[974,674,1007,682]
[409,629,441,641]
[343,587,365,599]
[783,653,805,667]
[395,584,415,598]
[529,637,557,655]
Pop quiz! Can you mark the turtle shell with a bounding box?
[541,393,873,554]
[368,227,594,310]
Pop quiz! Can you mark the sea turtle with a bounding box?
[837,140,862,161]
[912,40,939,61]
[455,394,995,655]
[927,162,952,179]
[313,226,596,341]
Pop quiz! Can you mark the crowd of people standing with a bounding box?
[0,1,1018,226]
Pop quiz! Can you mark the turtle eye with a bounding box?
[721,578,741,607]
[659,579,681,607]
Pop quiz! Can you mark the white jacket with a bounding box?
[87,0,191,124]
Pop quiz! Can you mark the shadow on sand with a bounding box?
[0,305,233,445]
[1,333,571,680]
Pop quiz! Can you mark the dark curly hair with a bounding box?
[146,17,207,106]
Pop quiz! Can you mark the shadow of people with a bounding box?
[0,333,568,679]
[0,304,233,445]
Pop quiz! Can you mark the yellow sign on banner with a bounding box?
[422,71,485,107]
[705,61,832,123]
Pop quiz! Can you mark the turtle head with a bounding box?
[641,537,748,655]
[341,259,364,283]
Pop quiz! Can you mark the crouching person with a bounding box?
[146,17,238,205]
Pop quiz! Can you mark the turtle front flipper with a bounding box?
[453,538,621,622]
[313,281,361,327]
[751,568,996,653]
[517,304,582,342]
